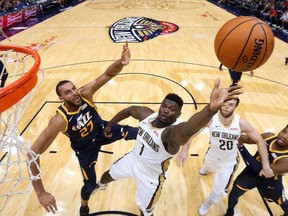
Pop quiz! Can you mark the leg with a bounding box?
[79,162,98,216]
[260,179,288,215]
[99,170,115,184]
[229,70,242,86]
[95,151,134,192]
[90,170,114,193]
[280,200,288,215]
[135,173,164,216]
[199,148,217,175]
[225,167,257,215]
[225,184,246,216]
[199,160,238,215]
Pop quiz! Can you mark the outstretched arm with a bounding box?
[176,140,192,167]
[176,125,209,167]
[103,106,154,138]
[80,41,131,102]
[240,119,274,178]
[29,113,66,213]
[238,131,275,144]
[163,78,243,152]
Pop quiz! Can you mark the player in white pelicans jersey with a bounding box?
[176,98,274,216]
[94,80,270,216]
[206,111,241,165]
[133,112,182,177]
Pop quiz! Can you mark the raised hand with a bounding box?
[121,41,131,66]
[209,78,243,112]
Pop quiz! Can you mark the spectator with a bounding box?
[280,9,288,33]
[261,5,278,25]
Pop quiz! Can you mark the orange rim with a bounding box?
[0,45,41,113]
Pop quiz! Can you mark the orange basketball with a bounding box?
[214,16,275,72]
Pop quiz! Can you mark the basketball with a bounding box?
[214,16,275,72]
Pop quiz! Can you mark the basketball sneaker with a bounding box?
[93,181,107,193]
[79,205,89,216]
[199,167,207,175]
[198,201,211,215]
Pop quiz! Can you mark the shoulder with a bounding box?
[52,112,66,123]
[239,117,250,127]
[239,117,256,133]
[134,106,154,121]
[79,91,94,104]
[43,112,66,134]
[261,132,276,140]
[78,86,94,103]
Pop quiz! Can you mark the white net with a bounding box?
[0,46,43,212]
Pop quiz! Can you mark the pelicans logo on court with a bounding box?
[109,17,179,43]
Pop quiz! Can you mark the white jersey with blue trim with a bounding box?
[207,112,241,162]
[132,112,182,177]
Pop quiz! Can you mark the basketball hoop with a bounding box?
[0,45,43,212]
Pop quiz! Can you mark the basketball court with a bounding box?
[0,0,288,215]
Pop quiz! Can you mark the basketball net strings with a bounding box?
[0,49,44,212]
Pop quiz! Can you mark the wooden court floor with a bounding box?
[0,0,288,215]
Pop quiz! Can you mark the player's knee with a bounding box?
[81,182,97,200]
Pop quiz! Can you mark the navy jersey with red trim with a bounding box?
[56,96,104,153]
[254,135,288,184]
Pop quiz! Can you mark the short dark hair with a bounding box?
[56,80,71,96]
[234,97,240,106]
[165,93,183,109]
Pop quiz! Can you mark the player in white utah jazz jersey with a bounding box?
[176,98,273,216]
[93,79,246,216]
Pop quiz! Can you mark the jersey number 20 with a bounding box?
[219,139,233,150]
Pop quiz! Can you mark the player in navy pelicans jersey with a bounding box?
[225,125,288,216]
[29,42,138,216]
[94,79,244,216]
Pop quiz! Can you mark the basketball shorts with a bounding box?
[109,151,164,216]
[203,153,239,202]
[76,121,138,167]
[235,166,286,205]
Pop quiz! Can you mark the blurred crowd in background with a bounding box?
[217,0,288,34]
